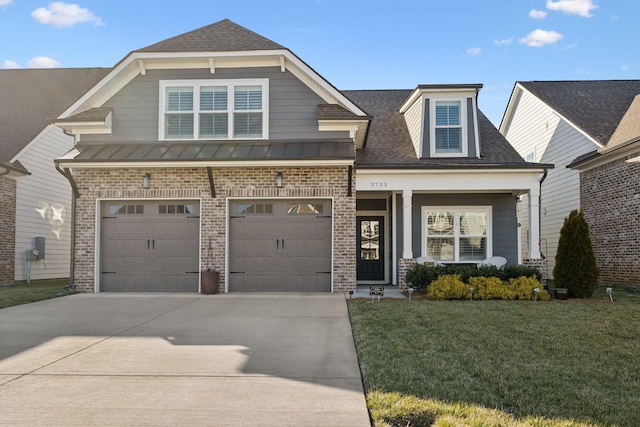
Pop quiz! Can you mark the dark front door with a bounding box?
[357,216,384,281]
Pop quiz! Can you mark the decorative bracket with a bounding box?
[207,167,216,198]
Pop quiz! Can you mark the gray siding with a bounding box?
[421,99,430,158]
[396,193,518,265]
[82,67,348,143]
[419,97,476,158]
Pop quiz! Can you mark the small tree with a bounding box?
[553,209,599,298]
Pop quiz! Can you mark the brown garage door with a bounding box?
[101,201,199,292]
[229,200,332,292]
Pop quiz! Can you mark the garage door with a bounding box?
[229,200,332,292]
[101,201,199,292]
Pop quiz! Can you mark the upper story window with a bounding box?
[432,100,466,156]
[160,79,268,140]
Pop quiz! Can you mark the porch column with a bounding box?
[402,189,413,259]
[528,186,541,259]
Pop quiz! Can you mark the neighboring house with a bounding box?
[0,68,109,284]
[501,80,640,285]
[52,19,549,293]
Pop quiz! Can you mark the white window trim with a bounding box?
[429,98,468,158]
[421,206,492,262]
[159,79,269,141]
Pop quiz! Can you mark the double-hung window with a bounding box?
[432,100,466,156]
[422,207,492,262]
[160,79,268,140]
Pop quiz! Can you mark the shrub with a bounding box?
[405,264,450,290]
[468,276,514,300]
[502,265,542,281]
[553,209,599,298]
[425,275,470,300]
[509,276,550,301]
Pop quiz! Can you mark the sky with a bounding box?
[1,0,638,126]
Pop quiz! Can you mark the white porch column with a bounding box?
[528,186,541,259]
[402,189,413,259]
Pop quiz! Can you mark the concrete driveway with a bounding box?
[0,293,370,426]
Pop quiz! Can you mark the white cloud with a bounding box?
[0,0,13,7]
[546,0,598,18]
[622,65,629,71]
[494,38,513,46]
[519,29,564,47]
[529,9,548,19]
[32,2,103,28]
[466,47,481,56]
[27,56,61,68]
[2,60,20,69]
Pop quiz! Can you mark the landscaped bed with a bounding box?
[348,286,640,427]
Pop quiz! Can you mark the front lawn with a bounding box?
[0,279,76,309]
[349,287,640,426]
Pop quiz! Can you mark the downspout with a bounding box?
[538,168,548,259]
[55,162,77,288]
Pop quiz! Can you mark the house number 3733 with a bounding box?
[370,182,388,188]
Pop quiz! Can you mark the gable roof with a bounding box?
[518,80,640,146]
[345,89,542,169]
[137,19,285,53]
[58,19,366,122]
[0,68,110,166]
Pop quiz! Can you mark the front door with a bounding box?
[357,216,384,281]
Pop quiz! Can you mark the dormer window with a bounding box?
[435,101,462,154]
[431,99,468,157]
[399,84,481,160]
[160,79,268,140]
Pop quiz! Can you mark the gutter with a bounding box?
[538,168,548,259]
[54,163,78,289]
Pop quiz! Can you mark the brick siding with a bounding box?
[398,258,417,290]
[580,152,640,287]
[0,176,16,284]
[72,166,355,293]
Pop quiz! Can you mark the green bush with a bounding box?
[425,275,470,300]
[405,264,450,290]
[502,265,542,281]
[553,209,599,298]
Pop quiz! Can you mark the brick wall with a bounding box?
[0,176,16,284]
[72,166,355,293]
[398,258,417,291]
[580,152,640,287]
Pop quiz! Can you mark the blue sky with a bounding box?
[1,0,637,126]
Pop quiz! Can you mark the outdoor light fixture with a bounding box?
[275,172,283,188]
[142,173,151,189]
[408,287,414,301]
[348,290,354,299]
[533,287,541,301]
[606,287,614,302]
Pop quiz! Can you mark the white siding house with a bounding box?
[501,83,602,278]
[0,68,109,284]
[13,126,76,281]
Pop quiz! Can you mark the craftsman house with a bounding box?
[501,80,640,286]
[53,19,549,293]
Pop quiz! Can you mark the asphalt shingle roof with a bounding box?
[344,89,535,168]
[519,80,640,146]
[0,68,110,163]
[137,19,285,53]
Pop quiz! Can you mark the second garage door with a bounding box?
[229,200,332,292]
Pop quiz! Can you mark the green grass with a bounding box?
[348,286,640,427]
[0,279,76,309]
